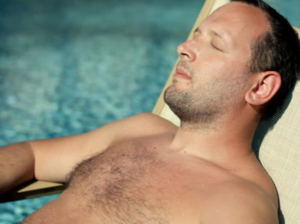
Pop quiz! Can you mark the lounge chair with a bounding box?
[153,1,300,224]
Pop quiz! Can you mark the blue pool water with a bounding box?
[0,0,203,222]
[0,0,299,223]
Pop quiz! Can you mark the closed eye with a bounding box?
[212,43,223,52]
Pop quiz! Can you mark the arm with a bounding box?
[0,142,35,194]
[0,113,176,195]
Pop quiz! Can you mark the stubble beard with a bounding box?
[164,74,248,131]
[164,83,222,129]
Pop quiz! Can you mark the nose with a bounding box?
[177,40,196,62]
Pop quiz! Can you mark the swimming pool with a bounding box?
[0,0,299,223]
[0,0,203,222]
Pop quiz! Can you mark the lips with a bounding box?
[174,67,191,80]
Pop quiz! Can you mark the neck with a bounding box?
[170,110,260,167]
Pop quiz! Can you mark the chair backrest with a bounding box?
[153,1,300,223]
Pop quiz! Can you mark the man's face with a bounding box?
[164,2,269,126]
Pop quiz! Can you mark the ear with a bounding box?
[245,71,281,106]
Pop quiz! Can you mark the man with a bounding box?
[0,0,299,223]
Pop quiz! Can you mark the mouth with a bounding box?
[174,67,191,80]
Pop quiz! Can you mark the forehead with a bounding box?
[200,2,269,46]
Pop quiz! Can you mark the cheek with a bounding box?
[193,59,248,93]
[216,58,249,77]
[196,50,227,68]
[194,56,227,79]
[192,51,250,86]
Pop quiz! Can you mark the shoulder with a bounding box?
[111,112,177,134]
[202,180,278,224]
[90,112,178,143]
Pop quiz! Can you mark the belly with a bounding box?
[66,141,185,223]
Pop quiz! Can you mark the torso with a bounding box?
[23,134,277,224]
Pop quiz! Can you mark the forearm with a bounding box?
[0,142,35,194]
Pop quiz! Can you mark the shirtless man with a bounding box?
[1,0,299,223]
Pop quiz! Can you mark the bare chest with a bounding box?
[67,139,211,223]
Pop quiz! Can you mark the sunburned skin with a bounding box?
[22,135,276,224]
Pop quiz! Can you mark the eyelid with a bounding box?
[211,43,223,52]
[194,29,226,52]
